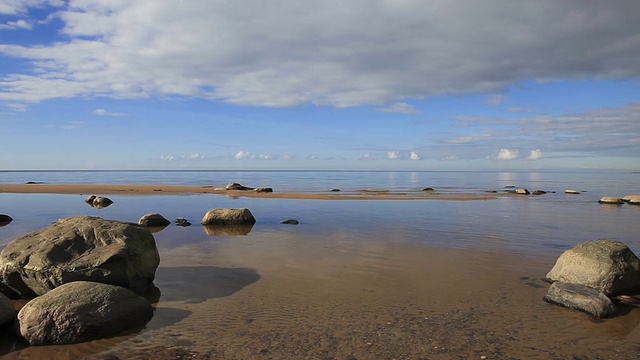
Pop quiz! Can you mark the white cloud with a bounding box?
[377,102,420,114]
[387,151,398,160]
[183,153,204,160]
[494,148,519,160]
[486,94,505,105]
[259,154,274,160]
[234,150,252,160]
[1,1,638,106]
[527,149,543,160]
[409,151,421,160]
[93,108,126,116]
[6,103,26,111]
[159,155,175,161]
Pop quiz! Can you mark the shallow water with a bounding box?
[1,171,640,359]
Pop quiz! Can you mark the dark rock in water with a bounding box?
[515,188,530,195]
[504,185,516,188]
[175,217,192,227]
[331,189,341,192]
[422,187,435,192]
[546,239,640,296]
[138,213,171,227]
[0,214,12,227]
[225,183,254,191]
[0,292,14,327]
[16,281,153,345]
[532,190,547,195]
[201,208,256,226]
[92,196,113,208]
[543,281,617,318]
[485,190,498,193]
[84,195,97,204]
[0,216,160,298]
[281,219,299,225]
[24,181,43,185]
[202,224,254,236]
[254,187,273,193]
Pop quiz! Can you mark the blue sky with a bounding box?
[1,0,639,171]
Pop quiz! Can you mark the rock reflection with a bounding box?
[146,225,168,234]
[202,224,254,236]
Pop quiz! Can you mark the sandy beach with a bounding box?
[1,181,640,359]
[0,183,501,201]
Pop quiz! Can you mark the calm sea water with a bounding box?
[1,170,639,258]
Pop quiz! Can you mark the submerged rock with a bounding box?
[544,281,617,318]
[532,190,547,195]
[0,216,160,298]
[201,208,256,226]
[17,281,153,345]
[138,213,171,227]
[546,239,640,295]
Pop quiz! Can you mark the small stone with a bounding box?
[565,190,581,194]
[515,188,530,195]
[280,219,299,225]
[598,197,623,204]
[422,187,435,192]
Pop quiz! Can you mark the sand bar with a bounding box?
[0,183,501,200]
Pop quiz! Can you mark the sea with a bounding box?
[1,170,638,255]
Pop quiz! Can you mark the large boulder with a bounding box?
[201,208,256,226]
[0,292,14,327]
[0,214,12,227]
[138,213,171,227]
[0,216,160,298]
[546,239,640,295]
[16,281,153,345]
[544,281,617,318]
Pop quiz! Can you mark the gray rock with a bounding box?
[201,208,256,226]
[16,281,153,345]
[0,292,14,327]
[0,216,160,298]
[598,197,623,204]
[515,188,530,195]
[225,183,254,191]
[543,281,617,318]
[138,213,171,227]
[546,239,640,295]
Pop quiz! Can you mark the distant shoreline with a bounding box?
[0,183,500,201]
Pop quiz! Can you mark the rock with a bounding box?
[138,213,171,227]
[622,195,640,203]
[546,239,640,295]
[16,281,153,345]
[543,281,617,318]
[331,189,341,192]
[422,187,435,192]
[0,216,160,298]
[598,197,623,204]
[0,214,12,227]
[92,196,113,208]
[630,199,640,206]
[84,195,97,203]
[253,187,273,193]
[565,190,581,194]
[0,292,14,327]
[175,217,192,227]
[281,219,299,225]
[225,183,254,191]
[515,188,530,195]
[532,190,547,195]
[201,208,256,226]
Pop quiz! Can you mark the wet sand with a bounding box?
[0,183,500,200]
[4,231,640,360]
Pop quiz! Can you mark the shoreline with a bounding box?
[0,183,502,201]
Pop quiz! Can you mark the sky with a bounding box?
[0,0,639,171]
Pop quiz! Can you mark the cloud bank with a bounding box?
[1,1,639,107]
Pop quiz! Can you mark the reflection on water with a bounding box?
[202,224,254,236]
